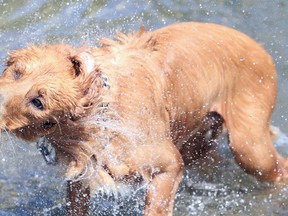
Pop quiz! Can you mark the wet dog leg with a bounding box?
[224,94,288,182]
[140,141,183,216]
[67,180,90,216]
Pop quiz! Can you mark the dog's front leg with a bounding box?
[142,142,184,216]
[66,180,90,216]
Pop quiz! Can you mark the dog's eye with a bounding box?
[13,70,21,80]
[31,98,44,110]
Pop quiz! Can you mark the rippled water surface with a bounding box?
[0,1,288,215]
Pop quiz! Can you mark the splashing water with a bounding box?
[0,1,288,215]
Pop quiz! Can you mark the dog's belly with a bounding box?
[170,110,224,163]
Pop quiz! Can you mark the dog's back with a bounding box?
[95,22,277,151]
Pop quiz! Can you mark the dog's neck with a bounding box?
[37,72,121,181]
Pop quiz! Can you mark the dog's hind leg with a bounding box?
[222,93,288,182]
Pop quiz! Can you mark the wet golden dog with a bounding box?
[1,22,288,215]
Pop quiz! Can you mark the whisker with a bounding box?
[3,129,17,157]
[55,118,62,135]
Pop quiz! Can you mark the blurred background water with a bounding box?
[0,0,288,215]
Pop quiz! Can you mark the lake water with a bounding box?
[0,0,288,215]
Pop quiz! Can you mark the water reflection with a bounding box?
[0,0,287,215]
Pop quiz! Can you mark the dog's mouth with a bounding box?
[42,120,57,130]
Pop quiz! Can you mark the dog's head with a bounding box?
[0,44,101,141]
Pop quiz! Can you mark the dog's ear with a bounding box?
[70,66,103,121]
[70,52,95,77]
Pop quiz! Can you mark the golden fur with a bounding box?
[0,22,288,216]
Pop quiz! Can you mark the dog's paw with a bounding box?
[275,155,288,184]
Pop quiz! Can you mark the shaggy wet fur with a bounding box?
[0,22,288,216]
